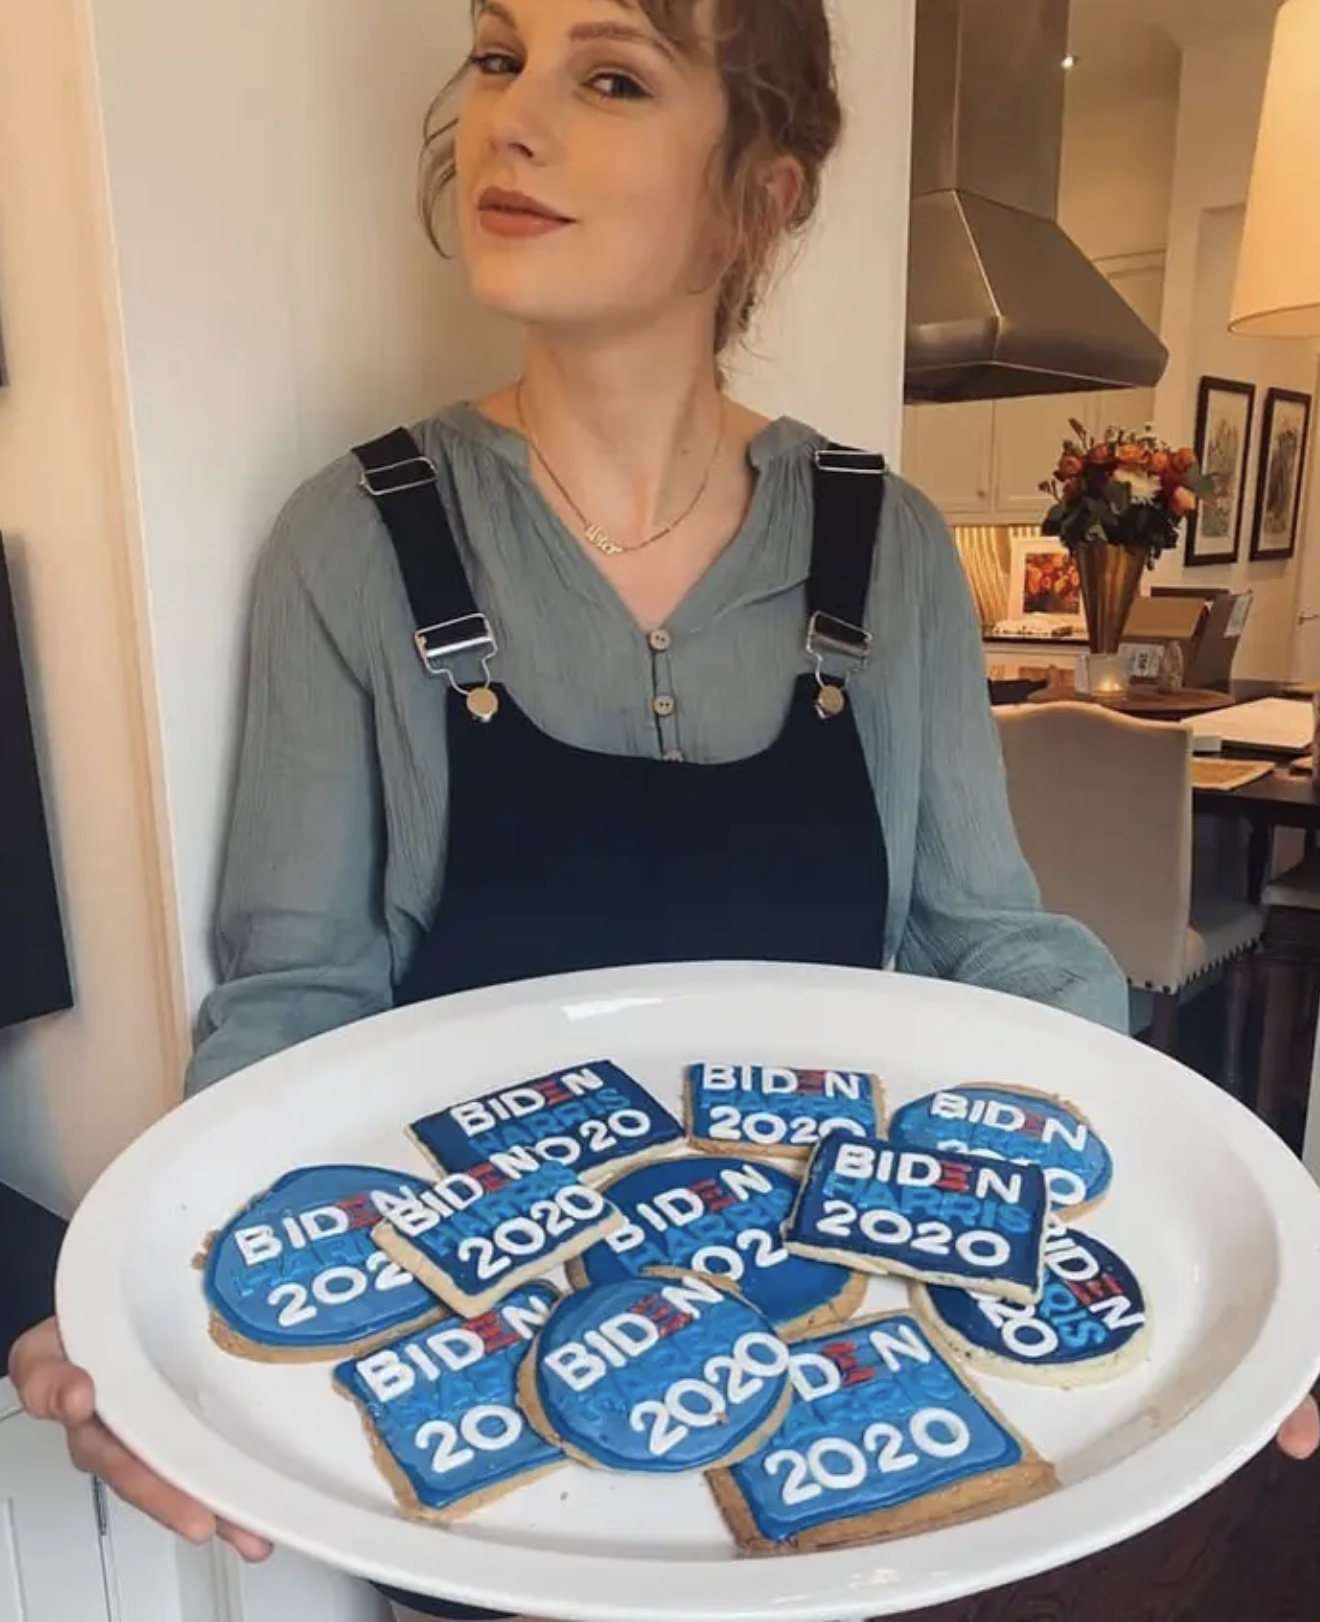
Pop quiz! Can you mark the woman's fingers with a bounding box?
[1276,1396,1320,1461]
[66,1416,218,1542]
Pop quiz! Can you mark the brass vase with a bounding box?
[1074,540,1147,655]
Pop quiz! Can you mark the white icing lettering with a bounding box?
[450,1100,497,1136]
[723,1164,773,1202]
[502,1296,553,1342]
[789,1351,843,1402]
[404,1341,440,1380]
[660,1276,722,1317]
[358,1349,414,1404]
[1041,1115,1087,1152]
[301,1205,350,1243]
[535,1134,581,1165]
[760,1068,799,1095]
[429,1327,485,1372]
[699,1065,740,1091]
[605,1218,647,1254]
[652,1189,704,1227]
[584,1327,629,1370]
[280,1216,308,1250]
[868,1323,933,1373]
[600,1312,660,1359]
[833,1142,875,1181]
[983,1101,1025,1132]
[544,1341,607,1392]
[234,1225,282,1267]
[973,1166,1023,1204]
[1093,1295,1144,1333]
[489,1144,541,1180]
[931,1093,969,1122]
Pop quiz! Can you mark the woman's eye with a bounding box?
[588,70,650,101]
[469,49,520,78]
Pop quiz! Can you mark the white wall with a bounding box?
[1060,83,1180,263]
[0,0,183,1212]
[1151,24,1320,679]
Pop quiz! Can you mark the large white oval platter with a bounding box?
[57,963,1320,1620]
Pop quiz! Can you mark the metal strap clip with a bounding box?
[358,455,439,498]
[806,611,872,720]
[414,613,498,685]
[813,447,887,476]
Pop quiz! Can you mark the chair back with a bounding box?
[995,702,1193,990]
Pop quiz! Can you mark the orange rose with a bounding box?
[1116,443,1147,468]
[1172,447,1197,474]
[1057,454,1084,479]
[1171,486,1198,516]
[1148,451,1170,476]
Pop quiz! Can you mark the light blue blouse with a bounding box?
[185,406,1127,1093]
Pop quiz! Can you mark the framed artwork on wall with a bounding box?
[1185,376,1255,567]
[1007,536,1084,628]
[1250,388,1314,562]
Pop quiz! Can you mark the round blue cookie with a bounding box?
[203,1164,444,1359]
[566,1155,863,1331]
[914,1222,1148,1384]
[889,1085,1112,1212]
[519,1274,793,1472]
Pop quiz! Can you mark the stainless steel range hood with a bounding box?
[905,0,1169,404]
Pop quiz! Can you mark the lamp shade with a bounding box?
[1230,0,1320,338]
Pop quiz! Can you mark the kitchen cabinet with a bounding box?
[903,254,1167,527]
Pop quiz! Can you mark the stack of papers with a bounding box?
[1187,697,1314,754]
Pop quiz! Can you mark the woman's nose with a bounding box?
[487,69,560,164]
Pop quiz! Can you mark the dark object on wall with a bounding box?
[1186,377,1256,568]
[1250,388,1314,562]
[0,532,73,1029]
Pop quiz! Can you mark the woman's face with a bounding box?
[455,0,730,340]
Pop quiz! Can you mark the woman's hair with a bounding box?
[420,0,844,355]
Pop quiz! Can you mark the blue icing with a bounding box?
[889,1087,1112,1211]
[410,1061,682,1177]
[378,1157,617,1301]
[925,1223,1147,1367]
[687,1064,883,1153]
[574,1156,853,1328]
[334,1283,563,1513]
[204,1165,440,1351]
[533,1275,791,1472]
[788,1137,1047,1295]
[726,1312,1025,1544]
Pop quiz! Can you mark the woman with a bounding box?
[12,2,1317,1618]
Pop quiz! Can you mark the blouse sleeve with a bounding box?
[184,478,396,1094]
[893,484,1131,1033]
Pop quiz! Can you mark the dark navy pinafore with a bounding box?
[352,425,891,1620]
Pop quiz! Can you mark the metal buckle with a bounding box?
[414,613,498,686]
[358,455,439,498]
[806,611,872,665]
[813,447,887,476]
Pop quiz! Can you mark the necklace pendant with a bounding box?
[584,523,622,557]
[465,685,500,724]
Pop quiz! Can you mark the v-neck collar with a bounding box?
[435,402,823,636]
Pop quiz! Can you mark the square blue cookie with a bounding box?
[372,1156,623,1315]
[335,1283,564,1520]
[710,1311,1056,1552]
[685,1064,886,1161]
[785,1137,1048,1302]
[410,1061,683,1181]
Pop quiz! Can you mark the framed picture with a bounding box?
[1008,537,1084,626]
[1250,388,1314,562]
[1185,376,1255,567]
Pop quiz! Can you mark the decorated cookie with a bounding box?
[913,1220,1150,1385]
[373,1157,623,1316]
[409,1061,683,1182]
[335,1282,565,1521]
[785,1138,1048,1304]
[684,1064,886,1161]
[710,1310,1057,1553]
[888,1085,1113,1214]
[200,1165,445,1361]
[519,1273,794,1473]
[566,1155,863,1332]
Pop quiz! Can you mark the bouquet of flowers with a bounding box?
[1039,420,1210,560]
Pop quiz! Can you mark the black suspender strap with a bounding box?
[806,443,887,717]
[352,427,499,705]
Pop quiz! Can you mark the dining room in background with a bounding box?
[1250,388,1314,562]
[1186,376,1256,566]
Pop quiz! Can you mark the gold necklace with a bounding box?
[515,382,726,557]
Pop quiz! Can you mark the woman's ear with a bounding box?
[764,154,807,231]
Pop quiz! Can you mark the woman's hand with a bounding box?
[8,1317,272,1560]
[1277,1395,1320,1460]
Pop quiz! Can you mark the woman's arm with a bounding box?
[894,485,1130,1033]
[186,480,396,1094]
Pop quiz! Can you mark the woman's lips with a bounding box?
[477,188,574,239]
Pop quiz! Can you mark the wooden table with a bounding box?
[1193,762,1320,901]
[1026,684,1237,722]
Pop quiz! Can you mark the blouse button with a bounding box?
[653,695,676,718]
[648,628,673,652]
